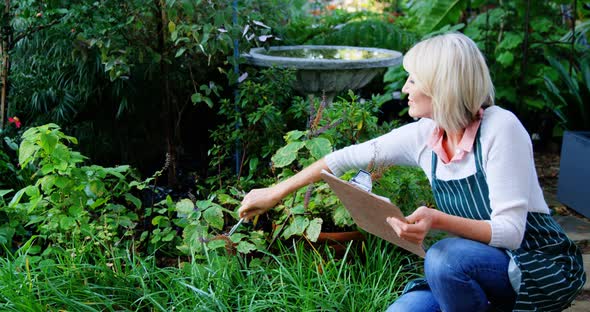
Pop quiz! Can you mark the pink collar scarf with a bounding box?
[427,109,484,164]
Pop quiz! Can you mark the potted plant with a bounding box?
[268,91,400,248]
[543,52,590,218]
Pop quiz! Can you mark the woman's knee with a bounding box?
[424,237,486,281]
[424,238,461,279]
[386,290,440,312]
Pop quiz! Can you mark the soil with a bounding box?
[534,151,590,222]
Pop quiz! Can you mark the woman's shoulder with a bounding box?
[388,117,436,137]
[483,105,520,124]
[481,105,530,142]
[402,118,437,144]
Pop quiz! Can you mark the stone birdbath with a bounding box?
[245,45,403,104]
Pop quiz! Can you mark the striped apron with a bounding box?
[403,129,586,311]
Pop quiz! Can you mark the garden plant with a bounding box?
[0,0,588,310]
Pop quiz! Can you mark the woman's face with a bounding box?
[401,75,433,119]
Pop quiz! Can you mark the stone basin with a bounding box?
[245,45,403,102]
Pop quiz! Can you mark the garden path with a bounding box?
[535,152,590,311]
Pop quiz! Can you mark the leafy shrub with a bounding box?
[176,189,269,257]
[2,124,141,256]
[372,166,436,216]
[207,67,301,190]
[269,91,403,240]
[542,51,590,132]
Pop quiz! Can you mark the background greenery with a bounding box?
[0,0,588,310]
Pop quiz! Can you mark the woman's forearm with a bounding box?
[433,211,492,244]
[273,158,330,198]
[238,158,331,219]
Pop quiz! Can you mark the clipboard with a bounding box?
[321,170,426,258]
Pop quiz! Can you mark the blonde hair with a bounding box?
[402,33,494,132]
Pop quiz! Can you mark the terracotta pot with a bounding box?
[316,230,365,243]
[315,230,365,258]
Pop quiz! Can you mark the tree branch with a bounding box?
[11,19,62,48]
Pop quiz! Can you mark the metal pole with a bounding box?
[232,0,240,175]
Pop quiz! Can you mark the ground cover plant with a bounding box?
[1,0,589,310]
[0,235,421,311]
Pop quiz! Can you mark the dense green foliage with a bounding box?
[0,236,421,311]
[383,0,590,136]
[0,1,588,309]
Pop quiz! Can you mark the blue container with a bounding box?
[557,131,590,218]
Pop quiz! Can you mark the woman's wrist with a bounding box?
[271,182,292,202]
[430,208,443,230]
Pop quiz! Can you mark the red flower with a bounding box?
[8,116,21,128]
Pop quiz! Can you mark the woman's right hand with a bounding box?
[238,186,283,220]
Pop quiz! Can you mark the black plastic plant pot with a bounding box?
[557,131,590,218]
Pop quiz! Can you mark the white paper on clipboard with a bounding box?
[320,169,426,258]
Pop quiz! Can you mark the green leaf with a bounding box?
[0,225,15,244]
[191,92,202,104]
[140,231,149,241]
[383,64,408,85]
[229,233,246,243]
[152,216,170,227]
[216,193,241,206]
[204,97,214,108]
[3,137,18,151]
[290,216,309,236]
[497,32,523,50]
[59,217,76,230]
[496,51,514,67]
[195,199,212,210]
[306,218,323,242]
[68,205,84,218]
[124,193,142,209]
[176,199,195,215]
[248,157,259,173]
[162,232,175,242]
[18,140,39,167]
[207,239,227,250]
[290,204,305,215]
[39,131,59,155]
[333,205,354,227]
[9,187,31,207]
[181,224,206,253]
[305,137,332,160]
[0,189,12,198]
[237,241,257,254]
[203,204,224,230]
[271,141,305,168]
[285,130,305,142]
[411,0,466,34]
[175,47,187,58]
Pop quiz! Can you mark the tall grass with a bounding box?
[0,236,421,311]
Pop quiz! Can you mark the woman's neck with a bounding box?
[442,129,465,159]
[445,130,464,146]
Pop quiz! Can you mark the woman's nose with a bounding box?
[401,82,409,94]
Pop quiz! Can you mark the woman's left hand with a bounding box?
[387,206,439,245]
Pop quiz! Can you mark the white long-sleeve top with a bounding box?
[325,105,549,250]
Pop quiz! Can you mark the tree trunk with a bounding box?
[0,46,9,130]
[155,0,177,186]
[0,0,11,130]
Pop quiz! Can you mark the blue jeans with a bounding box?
[387,238,516,312]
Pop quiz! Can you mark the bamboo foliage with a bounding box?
[0,0,67,129]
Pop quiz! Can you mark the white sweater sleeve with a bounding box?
[325,119,430,176]
[483,110,532,250]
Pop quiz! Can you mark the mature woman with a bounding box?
[238,33,585,311]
